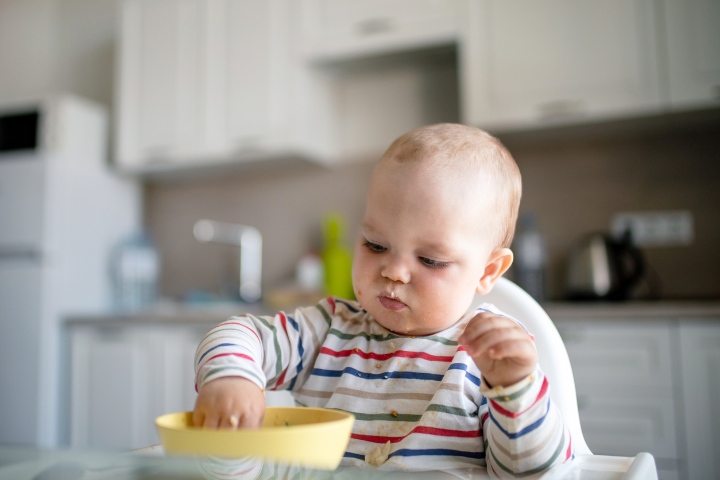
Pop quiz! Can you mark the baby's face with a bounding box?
[352,160,496,336]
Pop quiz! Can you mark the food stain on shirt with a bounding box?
[365,440,392,466]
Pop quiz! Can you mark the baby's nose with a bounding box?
[381,255,411,284]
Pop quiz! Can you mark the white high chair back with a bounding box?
[473,277,592,456]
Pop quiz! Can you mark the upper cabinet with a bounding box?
[298,0,463,63]
[459,0,720,133]
[663,0,720,109]
[459,0,663,131]
[113,0,720,175]
[115,0,323,174]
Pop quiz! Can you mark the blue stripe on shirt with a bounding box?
[335,298,363,313]
[312,367,443,381]
[343,449,485,460]
[196,342,239,364]
[489,397,551,439]
[448,363,481,386]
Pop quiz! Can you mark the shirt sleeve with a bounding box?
[479,367,574,479]
[194,298,335,393]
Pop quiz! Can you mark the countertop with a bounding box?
[543,300,720,319]
[64,299,720,327]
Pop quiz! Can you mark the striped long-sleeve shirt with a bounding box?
[195,297,573,477]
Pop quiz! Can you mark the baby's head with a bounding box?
[352,123,521,336]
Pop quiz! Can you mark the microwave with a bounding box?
[0,95,108,162]
[0,109,40,153]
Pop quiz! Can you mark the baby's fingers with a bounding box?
[465,326,528,358]
[459,313,517,345]
[485,338,535,361]
[201,411,221,429]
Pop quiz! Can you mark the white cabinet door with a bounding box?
[68,323,215,450]
[0,156,45,248]
[69,325,157,450]
[299,0,461,62]
[115,0,206,169]
[115,0,293,171]
[460,0,663,131]
[205,0,290,156]
[678,321,720,480]
[0,260,43,445]
[663,0,720,109]
[555,319,680,478]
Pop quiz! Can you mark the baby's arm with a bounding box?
[191,300,335,430]
[458,311,537,388]
[460,312,572,477]
[193,377,265,429]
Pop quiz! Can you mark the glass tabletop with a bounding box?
[0,446,490,480]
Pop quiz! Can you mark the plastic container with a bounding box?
[110,231,160,311]
[513,211,547,301]
[321,214,354,300]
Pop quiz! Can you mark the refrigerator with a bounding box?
[0,94,141,447]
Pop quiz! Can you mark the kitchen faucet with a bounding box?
[193,219,262,303]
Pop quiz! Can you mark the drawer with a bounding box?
[555,320,675,391]
[577,392,678,460]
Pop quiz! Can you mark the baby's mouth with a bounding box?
[378,293,406,311]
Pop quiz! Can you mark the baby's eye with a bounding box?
[419,257,450,269]
[363,240,386,253]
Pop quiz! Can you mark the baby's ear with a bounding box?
[476,248,514,295]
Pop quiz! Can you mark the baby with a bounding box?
[192,124,573,477]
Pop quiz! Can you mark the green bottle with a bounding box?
[321,214,355,300]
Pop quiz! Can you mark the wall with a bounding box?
[4,0,718,301]
[145,115,720,302]
[0,0,119,106]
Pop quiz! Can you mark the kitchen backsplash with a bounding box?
[145,119,720,301]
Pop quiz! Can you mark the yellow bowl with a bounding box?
[155,407,355,470]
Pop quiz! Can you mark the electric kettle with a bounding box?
[565,231,645,301]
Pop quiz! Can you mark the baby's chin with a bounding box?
[372,313,447,337]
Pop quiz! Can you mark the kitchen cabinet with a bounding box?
[554,319,680,479]
[662,0,720,109]
[550,309,720,480]
[677,321,720,480]
[298,0,463,63]
[459,0,663,132]
[115,0,320,174]
[68,322,209,450]
[458,0,720,133]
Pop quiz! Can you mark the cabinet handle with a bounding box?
[536,100,585,120]
[356,17,395,36]
[233,136,263,153]
[143,146,174,162]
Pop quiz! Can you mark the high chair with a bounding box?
[475,277,659,479]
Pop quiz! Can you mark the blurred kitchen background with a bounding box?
[1,1,719,479]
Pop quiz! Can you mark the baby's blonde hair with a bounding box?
[379,123,522,248]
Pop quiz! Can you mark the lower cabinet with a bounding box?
[66,312,720,478]
[68,322,212,450]
[553,316,720,480]
[677,322,720,480]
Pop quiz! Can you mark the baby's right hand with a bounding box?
[192,377,266,429]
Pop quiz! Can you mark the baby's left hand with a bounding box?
[459,312,537,388]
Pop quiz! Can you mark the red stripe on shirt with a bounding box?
[194,352,256,388]
[279,311,288,335]
[215,321,261,343]
[352,426,480,444]
[489,376,549,419]
[327,297,336,315]
[320,347,454,362]
[565,433,573,460]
